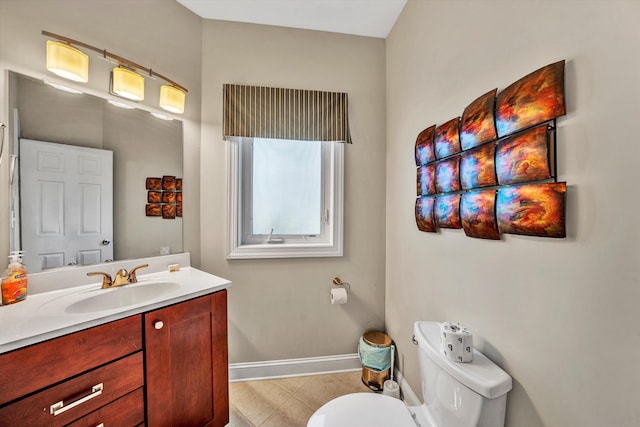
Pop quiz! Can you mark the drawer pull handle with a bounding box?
[50,383,103,416]
[155,320,164,330]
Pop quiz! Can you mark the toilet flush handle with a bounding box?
[412,335,418,345]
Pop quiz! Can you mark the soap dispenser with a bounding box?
[1,251,28,305]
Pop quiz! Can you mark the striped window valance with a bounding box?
[223,84,352,143]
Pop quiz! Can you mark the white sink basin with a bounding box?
[65,281,181,313]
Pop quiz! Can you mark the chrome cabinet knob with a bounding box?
[154,321,164,330]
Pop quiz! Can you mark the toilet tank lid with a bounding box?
[414,321,512,399]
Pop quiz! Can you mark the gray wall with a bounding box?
[200,20,387,362]
[385,1,640,426]
[0,0,202,266]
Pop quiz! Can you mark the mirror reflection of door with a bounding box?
[19,139,113,272]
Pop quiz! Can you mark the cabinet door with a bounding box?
[145,291,228,427]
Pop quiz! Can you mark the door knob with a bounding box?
[154,321,164,330]
[101,239,111,245]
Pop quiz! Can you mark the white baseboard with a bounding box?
[229,353,361,382]
[395,370,420,406]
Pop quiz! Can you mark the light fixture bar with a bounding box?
[42,30,188,93]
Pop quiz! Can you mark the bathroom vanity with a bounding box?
[0,254,230,427]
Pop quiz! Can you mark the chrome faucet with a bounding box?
[87,264,149,289]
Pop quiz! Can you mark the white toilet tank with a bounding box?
[413,321,512,427]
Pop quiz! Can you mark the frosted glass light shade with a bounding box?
[159,85,186,114]
[46,40,89,83]
[111,67,144,101]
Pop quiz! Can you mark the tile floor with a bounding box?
[229,371,373,426]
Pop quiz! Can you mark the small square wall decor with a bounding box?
[415,125,436,166]
[460,89,498,151]
[415,196,437,233]
[146,177,161,190]
[496,60,566,138]
[146,204,161,217]
[496,182,566,237]
[162,204,176,219]
[460,143,497,190]
[435,117,461,159]
[417,164,436,196]
[162,175,176,190]
[460,190,500,240]
[435,156,461,194]
[435,194,462,229]
[496,123,553,185]
[147,191,161,203]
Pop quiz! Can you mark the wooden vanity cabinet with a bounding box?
[0,289,229,427]
[145,290,229,427]
[0,315,144,426]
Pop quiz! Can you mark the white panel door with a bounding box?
[20,139,113,272]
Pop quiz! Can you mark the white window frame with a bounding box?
[226,138,344,259]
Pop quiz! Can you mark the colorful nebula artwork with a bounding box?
[496,182,566,237]
[415,196,436,233]
[460,89,498,151]
[435,117,461,159]
[435,157,461,194]
[495,60,566,138]
[413,60,568,240]
[460,190,500,240]
[435,194,462,229]
[460,143,497,190]
[417,164,436,196]
[415,125,436,166]
[496,123,552,185]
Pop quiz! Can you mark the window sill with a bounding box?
[226,242,343,260]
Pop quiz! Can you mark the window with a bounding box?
[227,137,343,259]
[223,83,351,258]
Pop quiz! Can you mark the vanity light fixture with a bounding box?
[159,85,186,114]
[107,99,135,109]
[46,40,89,83]
[45,81,84,94]
[42,30,188,112]
[150,112,174,121]
[111,67,145,101]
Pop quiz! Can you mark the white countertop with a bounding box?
[0,254,231,354]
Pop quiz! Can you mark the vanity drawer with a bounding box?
[65,388,144,427]
[0,351,143,426]
[0,314,142,405]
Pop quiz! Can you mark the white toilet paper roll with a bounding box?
[330,287,348,304]
[441,322,473,363]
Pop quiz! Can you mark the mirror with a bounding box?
[8,71,183,272]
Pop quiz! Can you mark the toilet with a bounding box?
[307,321,512,427]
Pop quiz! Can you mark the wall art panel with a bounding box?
[435,117,461,159]
[460,89,498,151]
[435,194,462,229]
[460,189,500,240]
[435,156,461,194]
[496,123,553,185]
[417,164,436,196]
[460,143,497,190]
[496,182,566,237]
[415,125,436,166]
[496,60,566,138]
[415,196,437,233]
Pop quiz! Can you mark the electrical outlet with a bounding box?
[160,246,170,255]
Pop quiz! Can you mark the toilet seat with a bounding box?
[307,393,416,427]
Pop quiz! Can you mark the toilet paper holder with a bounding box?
[332,277,351,292]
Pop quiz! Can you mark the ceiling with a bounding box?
[176,0,407,39]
